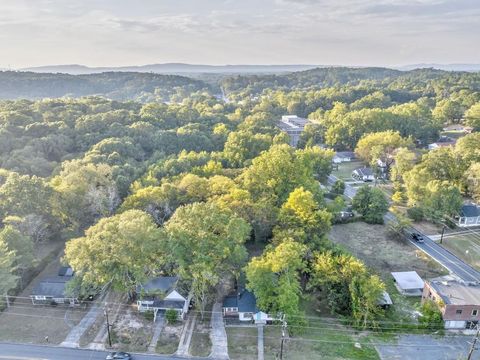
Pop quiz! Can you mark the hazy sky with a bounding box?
[1,0,479,68]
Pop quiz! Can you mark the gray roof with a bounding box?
[31,276,73,298]
[136,276,178,294]
[152,299,185,310]
[354,167,374,177]
[335,151,355,158]
[58,266,74,277]
[461,205,480,218]
[222,290,258,313]
[429,278,480,306]
[391,271,424,290]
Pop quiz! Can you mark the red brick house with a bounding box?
[422,277,480,330]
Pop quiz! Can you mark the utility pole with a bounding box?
[104,304,112,348]
[440,225,446,244]
[279,315,287,360]
[467,324,479,360]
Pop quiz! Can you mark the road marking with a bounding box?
[0,356,48,360]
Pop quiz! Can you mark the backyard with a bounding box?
[332,160,365,181]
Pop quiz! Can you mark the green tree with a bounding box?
[422,180,462,222]
[432,99,464,124]
[165,202,250,318]
[64,210,167,294]
[245,240,307,324]
[0,240,18,297]
[464,163,480,202]
[349,274,385,329]
[352,186,389,224]
[390,147,417,183]
[0,226,34,279]
[464,102,480,130]
[355,131,413,175]
[332,179,346,196]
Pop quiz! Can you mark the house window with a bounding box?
[472,309,478,316]
[34,296,46,300]
[456,309,463,315]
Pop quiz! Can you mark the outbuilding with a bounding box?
[391,271,424,296]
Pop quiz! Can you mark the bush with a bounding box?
[332,180,346,195]
[407,207,424,222]
[143,310,155,321]
[165,309,178,324]
[418,300,444,330]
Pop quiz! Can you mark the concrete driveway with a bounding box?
[376,334,479,360]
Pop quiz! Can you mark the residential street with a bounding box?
[327,174,480,284]
[0,343,205,360]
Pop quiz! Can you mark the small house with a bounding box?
[136,276,190,321]
[458,204,480,227]
[391,271,424,296]
[423,276,480,330]
[277,115,311,148]
[31,267,78,305]
[333,151,355,164]
[223,289,275,324]
[352,167,375,182]
[428,136,456,150]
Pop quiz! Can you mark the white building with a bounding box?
[391,271,424,296]
[277,115,311,148]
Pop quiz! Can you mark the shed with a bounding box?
[391,271,424,296]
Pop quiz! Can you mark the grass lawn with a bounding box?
[189,313,212,357]
[155,323,182,355]
[329,222,447,280]
[441,232,480,271]
[226,327,258,360]
[332,160,365,181]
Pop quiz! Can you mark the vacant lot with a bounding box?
[155,323,182,354]
[0,257,87,344]
[442,231,480,271]
[189,313,212,357]
[110,307,155,352]
[226,326,258,360]
[329,222,446,280]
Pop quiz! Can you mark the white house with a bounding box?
[352,167,375,182]
[136,276,190,321]
[333,151,355,164]
[458,204,480,227]
[277,115,311,148]
[391,271,424,296]
[428,136,456,150]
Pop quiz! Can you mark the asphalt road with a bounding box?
[327,174,480,284]
[0,343,202,360]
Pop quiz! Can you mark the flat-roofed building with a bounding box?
[423,276,480,330]
[391,271,424,296]
[277,115,310,147]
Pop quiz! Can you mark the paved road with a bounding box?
[376,334,479,360]
[0,343,204,360]
[327,174,480,284]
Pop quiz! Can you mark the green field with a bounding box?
[441,232,480,271]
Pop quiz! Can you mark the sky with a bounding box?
[0,0,479,68]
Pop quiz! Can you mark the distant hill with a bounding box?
[0,71,211,101]
[20,63,320,75]
[398,64,480,72]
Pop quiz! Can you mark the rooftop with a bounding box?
[335,151,355,158]
[461,204,480,218]
[136,276,178,294]
[391,271,424,290]
[429,278,480,305]
[354,167,374,177]
[278,115,310,130]
[32,276,73,298]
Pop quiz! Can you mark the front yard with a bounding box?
[226,327,258,360]
[441,231,480,271]
[0,257,86,344]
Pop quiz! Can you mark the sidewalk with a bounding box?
[147,313,165,353]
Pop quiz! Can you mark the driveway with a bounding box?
[376,334,479,360]
[209,302,229,359]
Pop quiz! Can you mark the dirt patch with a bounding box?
[110,307,155,352]
[329,222,446,280]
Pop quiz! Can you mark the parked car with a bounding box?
[411,233,425,243]
[106,352,132,360]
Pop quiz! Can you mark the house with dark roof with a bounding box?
[222,277,276,324]
[458,204,480,227]
[352,167,375,182]
[136,276,190,321]
[30,267,77,305]
[428,136,457,150]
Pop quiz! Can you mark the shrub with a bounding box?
[332,179,346,195]
[165,309,178,324]
[407,207,424,222]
